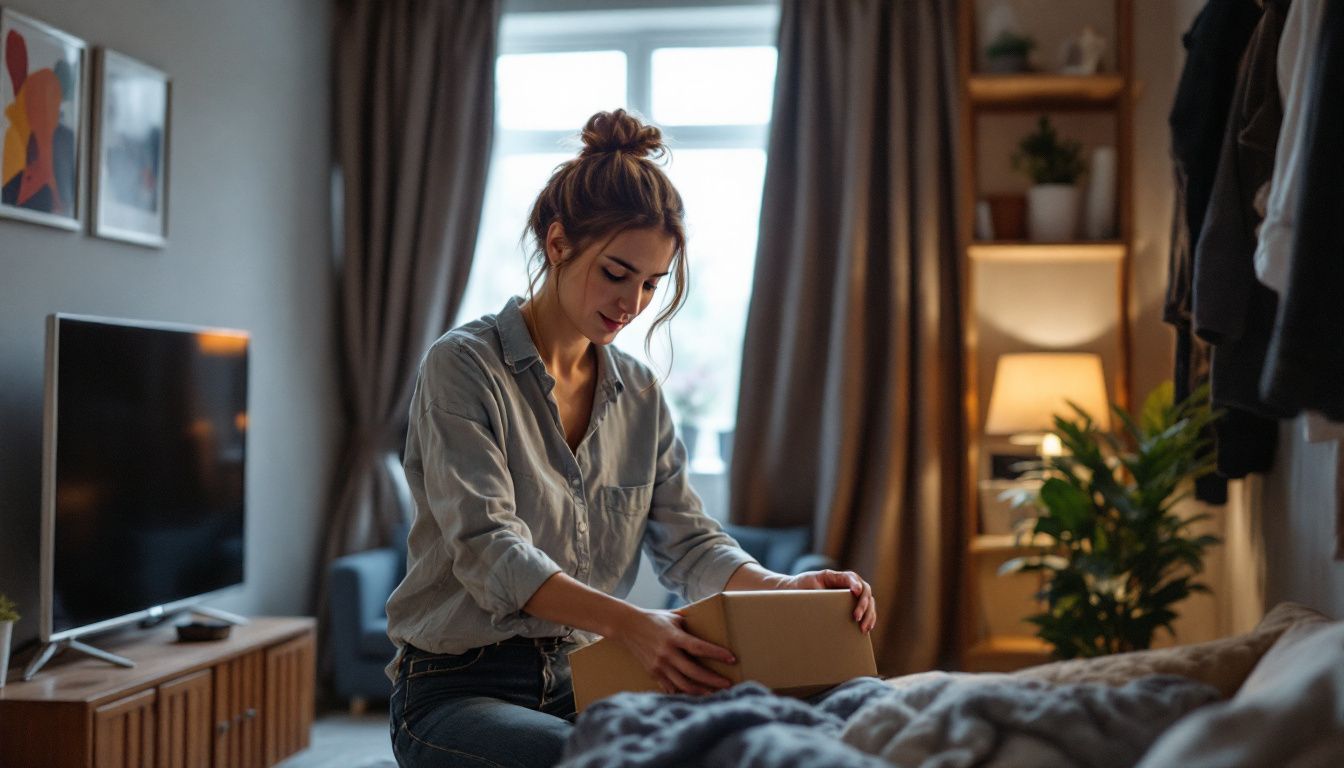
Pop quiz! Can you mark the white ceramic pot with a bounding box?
[0,620,12,689]
[1027,183,1080,242]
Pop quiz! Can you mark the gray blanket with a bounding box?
[558,673,1220,768]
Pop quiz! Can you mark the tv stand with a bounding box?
[21,637,135,681]
[1,617,314,768]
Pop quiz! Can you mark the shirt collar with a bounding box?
[496,295,625,400]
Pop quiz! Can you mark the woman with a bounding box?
[386,109,877,768]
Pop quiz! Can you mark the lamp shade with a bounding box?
[985,353,1110,435]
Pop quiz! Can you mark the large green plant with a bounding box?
[1000,382,1221,659]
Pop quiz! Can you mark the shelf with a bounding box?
[968,241,1125,263]
[968,74,1125,110]
[964,635,1054,672]
[969,533,1047,554]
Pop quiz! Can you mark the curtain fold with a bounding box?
[317,0,499,628]
[729,0,963,675]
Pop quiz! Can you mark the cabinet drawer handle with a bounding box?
[244,708,258,720]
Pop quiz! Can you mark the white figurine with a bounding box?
[1060,25,1107,75]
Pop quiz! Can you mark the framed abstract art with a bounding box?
[0,9,87,230]
[91,47,169,246]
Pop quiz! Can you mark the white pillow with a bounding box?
[1135,620,1344,767]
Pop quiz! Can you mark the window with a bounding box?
[458,6,778,471]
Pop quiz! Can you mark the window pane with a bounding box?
[456,153,569,326]
[614,149,768,441]
[651,47,776,125]
[497,51,627,130]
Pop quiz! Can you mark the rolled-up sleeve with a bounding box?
[640,391,757,602]
[412,349,563,624]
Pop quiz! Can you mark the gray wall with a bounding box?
[0,0,339,653]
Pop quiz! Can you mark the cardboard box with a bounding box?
[568,589,877,712]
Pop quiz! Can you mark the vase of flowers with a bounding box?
[667,366,714,463]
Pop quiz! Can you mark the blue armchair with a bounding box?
[666,523,836,608]
[328,522,408,710]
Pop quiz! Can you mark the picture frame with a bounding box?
[91,47,169,247]
[0,8,87,231]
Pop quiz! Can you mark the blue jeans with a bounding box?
[389,637,578,768]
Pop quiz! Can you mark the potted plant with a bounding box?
[0,592,18,689]
[985,30,1036,73]
[1000,382,1221,659]
[1012,115,1086,241]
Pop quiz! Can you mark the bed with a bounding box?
[556,602,1344,767]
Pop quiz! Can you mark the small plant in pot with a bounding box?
[985,30,1036,73]
[0,592,18,688]
[1000,382,1221,659]
[1012,115,1086,242]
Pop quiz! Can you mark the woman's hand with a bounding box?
[777,569,877,635]
[610,607,737,695]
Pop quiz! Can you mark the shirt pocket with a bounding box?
[599,483,654,517]
[593,483,653,581]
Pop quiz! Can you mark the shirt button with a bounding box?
[577,520,588,533]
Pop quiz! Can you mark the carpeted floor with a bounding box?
[278,709,395,768]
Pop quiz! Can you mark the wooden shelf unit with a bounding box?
[0,617,315,768]
[956,1,1134,672]
[968,74,1125,109]
[968,241,1126,263]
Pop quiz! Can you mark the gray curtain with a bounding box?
[319,0,499,593]
[729,0,963,675]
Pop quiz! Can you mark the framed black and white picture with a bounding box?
[91,47,169,246]
[0,9,87,230]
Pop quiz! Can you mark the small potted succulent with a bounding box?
[986,30,1036,73]
[0,592,19,689]
[1012,115,1086,241]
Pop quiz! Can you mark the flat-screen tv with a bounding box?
[39,314,249,644]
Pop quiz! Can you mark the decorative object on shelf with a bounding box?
[1013,115,1086,242]
[1084,145,1117,240]
[985,193,1027,240]
[0,592,18,689]
[92,48,170,246]
[1058,25,1107,75]
[985,352,1110,457]
[0,9,86,230]
[975,199,994,239]
[985,30,1036,73]
[1000,381,1221,659]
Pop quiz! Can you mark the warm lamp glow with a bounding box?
[196,331,248,356]
[985,353,1110,438]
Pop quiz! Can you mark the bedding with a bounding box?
[558,672,1219,768]
[558,603,1338,767]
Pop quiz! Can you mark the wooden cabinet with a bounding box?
[0,617,314,768]
[94,688,156,768]
[956,2,1135,671]
[157,669,212,768]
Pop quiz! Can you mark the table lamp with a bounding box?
[984,352,1109,456]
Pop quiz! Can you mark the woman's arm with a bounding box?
[523,572,738,695]
[724,562,878,635]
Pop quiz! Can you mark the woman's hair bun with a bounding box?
[579,109,667,160]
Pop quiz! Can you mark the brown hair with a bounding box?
[523,109,689,361]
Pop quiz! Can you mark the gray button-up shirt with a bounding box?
[385,296,756,674]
